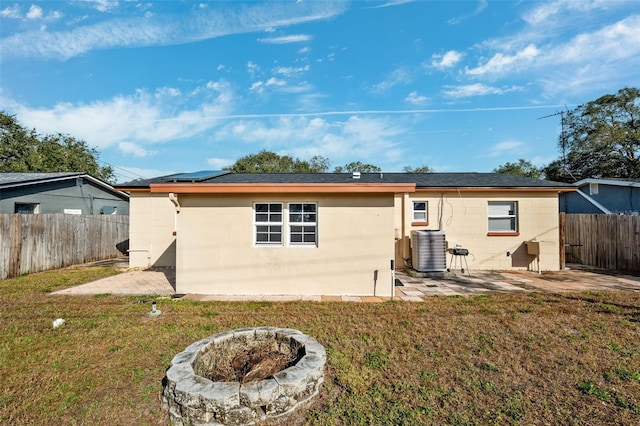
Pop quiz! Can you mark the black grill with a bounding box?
[452,248,469,256]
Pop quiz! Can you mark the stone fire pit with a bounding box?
[162,327,326,425]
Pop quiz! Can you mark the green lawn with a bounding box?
[1,267,640,425]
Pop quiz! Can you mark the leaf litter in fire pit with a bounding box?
[205,342,300,384]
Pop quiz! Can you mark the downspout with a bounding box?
[169,193,180,235]
[401,192,411,265]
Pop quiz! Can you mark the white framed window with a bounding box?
[15,203,40,214]
[488,201,518,233]
[254,203,283,245]
[412,201,427,223]
[288,203,317,246]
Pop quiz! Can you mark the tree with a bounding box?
[403,164,432,173]
[0,112,114,182]
[0,112,39,170]
[333,161,381,173]
[225,150,330,173]
[543,87,640,182]
[307,155,331,173]
[493,159,543,179]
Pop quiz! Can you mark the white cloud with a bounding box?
[430,50,464,70]
[405,91,428,105]
[538,63,623,99]
[487,140,525,158]
[448,0,488,25]
[206,157,233,169]
[522,0,612,25]
[5,80,235,150]
[1,4,62,21]
[461,2,639,98]
[246,61,261,76]
[466,44,540,77]
[522,1,562,25]
[0,4,21,18]
[546,15,640,65]
[26,5,43,20]
[155,87,181,98]
[368,0,414,9]
[249,69,311,96]
[265,77,286,87]
[257,34,312,44]
[466,15,640,95]
[2,2,345,60]
[82,0,120,13]
[213,115,406,166]
[442,84,522,98]
[372,68,412,93]
[118,142,151,157]
[249,81,264,92]
[273,65,310,77]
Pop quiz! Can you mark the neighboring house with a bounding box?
[559,178,640,215]
[116,171,574,297]
[0,172,129,215]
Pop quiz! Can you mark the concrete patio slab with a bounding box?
[52,268,175,296]
[50,261,640,302]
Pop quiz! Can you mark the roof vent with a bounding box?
[352,172,361,179]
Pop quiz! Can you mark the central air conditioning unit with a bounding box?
[411,230,447,272]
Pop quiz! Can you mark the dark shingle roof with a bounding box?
[0,172,129,199]
[118,172,573,190]
[0,172,82,187]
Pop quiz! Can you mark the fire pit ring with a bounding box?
[162,327,326,425]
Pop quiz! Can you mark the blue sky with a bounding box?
[1,0,639,182]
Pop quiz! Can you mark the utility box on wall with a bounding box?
[526,240,540,256]
[411,230,447,272]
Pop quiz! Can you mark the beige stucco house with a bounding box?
[117,172,574,297]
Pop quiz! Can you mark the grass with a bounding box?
[1,268,640,425]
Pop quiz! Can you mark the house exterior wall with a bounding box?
[560,184,640,214]
[128,192,176,268]
[394,191,561,271]
[174,193,395,296]
[595,185,640,214]
[0,178,129,215]
[559,191,602,214]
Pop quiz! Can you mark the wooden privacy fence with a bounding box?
[0,214,129,280]
[563,213,640,272]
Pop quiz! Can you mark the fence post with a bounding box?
[8,214,22,277]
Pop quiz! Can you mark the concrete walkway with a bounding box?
[51,262,640,301]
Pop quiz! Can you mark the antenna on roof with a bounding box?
[538,109,577,182]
